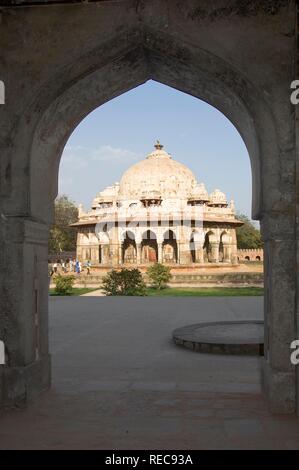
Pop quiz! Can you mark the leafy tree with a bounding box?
[54,274,76,295]
[101,268,147,296]
[49,195,78,254]
[236,213,263,249]
[146,262,172,290]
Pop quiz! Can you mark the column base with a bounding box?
[0,354,51,407]
[262,358,297,414]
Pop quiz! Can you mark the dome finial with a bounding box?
[154,140,163,150]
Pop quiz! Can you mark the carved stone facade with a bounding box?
[73,142,242,266]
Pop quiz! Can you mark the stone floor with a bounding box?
[0,296,299,449]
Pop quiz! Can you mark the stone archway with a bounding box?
[0,2,297,414]
[162,230,177,264]
[219,231,231,263]
[141,230,158,264]
[203,231,217,263]
[122,231,137,264]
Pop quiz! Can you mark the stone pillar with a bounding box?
[261,214,296,414]
[90,245,99,264]
[223,244,231,263]
[197,246,204,263]
[157,243,163,263]
[176,241,180,264]
[231,230,238,265]
[178,242,191,265]
[210,242,219,263]
[0,217,51,406]
[118,243,123,265]
[136,243,142,264]
[102,244,109,265]
[110,243,120,266]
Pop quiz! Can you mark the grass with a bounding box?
[146,286,264,297]
[49,287,98,296]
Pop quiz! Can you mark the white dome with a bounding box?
[118,142,197,200]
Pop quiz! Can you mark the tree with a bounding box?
[101,268,147,296]
[49,195,78,254]
[146,262,172,290]
[236,213,263,249]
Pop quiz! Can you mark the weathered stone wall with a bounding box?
[237,249,264,261]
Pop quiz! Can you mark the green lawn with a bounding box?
[146,287,264,297]
[49,287,98,296]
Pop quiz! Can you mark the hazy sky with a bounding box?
[59,80,253,219]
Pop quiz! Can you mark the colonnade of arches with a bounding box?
[121,229,178,264]
[81,227,237,266]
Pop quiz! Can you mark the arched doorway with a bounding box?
[122,231,137,264]
[141,230,158,263]
[219,231,230,263]
[162,230,177,263]
[203,231,214,263]
[0,5,296,414]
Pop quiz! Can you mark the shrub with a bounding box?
[54,274,76,295]
[101,268,147,296]
[146,263,172,290]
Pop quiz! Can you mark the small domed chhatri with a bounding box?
[72,142,243,266]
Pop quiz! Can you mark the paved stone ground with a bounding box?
[0,297,299,449]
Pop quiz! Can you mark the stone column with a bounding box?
[223,244,231,263]
[110,243,120,266]
[90,245,99,264]
[0,217,51,406]
[102,244,109,265]
[261,214,296,414]
[118,243,123,265]
[176,239,180,264]
[157,243,163,263]
[197,246,204,263]
[231,230,238,265]
[178,242,190,265]
[136,243,142,264]
[210,242,219,263]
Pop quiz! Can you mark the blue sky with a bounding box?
[59,80,253,219]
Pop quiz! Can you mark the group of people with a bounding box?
[48,259,92,277]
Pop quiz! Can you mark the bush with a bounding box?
[146,263,172,290]
[54,274,76,295]
[101,268,147,296]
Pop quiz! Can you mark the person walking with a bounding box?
[86,259,91,275]
[48,261,54,291]
[75,260,80,275]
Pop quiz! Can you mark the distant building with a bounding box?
[72,142,243,266]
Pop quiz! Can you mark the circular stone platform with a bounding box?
[173,321,264,356]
